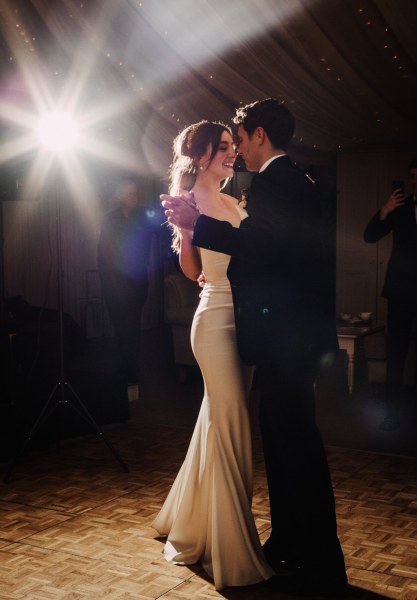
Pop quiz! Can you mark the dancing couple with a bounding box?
[152,99,347,598]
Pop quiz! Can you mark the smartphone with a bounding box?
[391,179,405,193]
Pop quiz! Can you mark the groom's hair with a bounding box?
[233,98,295,150]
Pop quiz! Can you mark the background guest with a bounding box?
[98,178,156,393]
[364,159,417,430]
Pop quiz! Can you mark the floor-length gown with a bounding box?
[152,208,274,589]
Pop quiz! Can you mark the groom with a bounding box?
[162,98,347,598]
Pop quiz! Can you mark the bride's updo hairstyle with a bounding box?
[168,120,233,251]
[169,120,232,195]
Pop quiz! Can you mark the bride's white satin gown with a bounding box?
[152,210,273,589]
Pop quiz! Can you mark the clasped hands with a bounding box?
[161,190,200,230]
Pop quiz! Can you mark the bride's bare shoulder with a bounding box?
[220,192,239,205]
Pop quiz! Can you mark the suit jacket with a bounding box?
[193,156,337,365]
[364,196,417,304]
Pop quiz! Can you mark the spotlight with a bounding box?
[2,108,129,483]
[36,110,79,154]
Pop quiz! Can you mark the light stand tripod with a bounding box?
[4,180,129,483]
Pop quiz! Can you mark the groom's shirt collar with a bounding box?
[259,153,286,173]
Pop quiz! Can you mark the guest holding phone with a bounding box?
[364,159,417,430]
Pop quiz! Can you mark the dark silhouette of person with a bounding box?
[364,159,417,430]
[162,99,347,598]
[98,178,156,386]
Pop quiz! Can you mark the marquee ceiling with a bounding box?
[0,0,416,179]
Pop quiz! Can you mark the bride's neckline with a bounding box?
[192,188,235,210]
[192,189,241,227]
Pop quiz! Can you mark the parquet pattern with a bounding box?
[0,423,416,599]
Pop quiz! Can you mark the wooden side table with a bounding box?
[336,324,385,394]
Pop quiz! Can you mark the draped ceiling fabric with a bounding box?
[0,0,416,176]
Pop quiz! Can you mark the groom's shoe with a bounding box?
[263,573,348,598]
[262,539,300,575]
[268,559,299,576]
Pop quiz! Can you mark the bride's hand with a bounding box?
[161,192,200,230]
[179,189,197,209]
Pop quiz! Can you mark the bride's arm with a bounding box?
[179,229,202,281]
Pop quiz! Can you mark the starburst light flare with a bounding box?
[36,111,79,155]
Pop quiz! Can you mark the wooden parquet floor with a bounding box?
[0,421,416,600]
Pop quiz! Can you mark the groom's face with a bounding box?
[236,125,261,173]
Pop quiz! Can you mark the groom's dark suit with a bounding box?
[193,156,346,581]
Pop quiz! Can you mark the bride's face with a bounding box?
[199,131,236,181]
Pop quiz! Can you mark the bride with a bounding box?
[152,120,273,590]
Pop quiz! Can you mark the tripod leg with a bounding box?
[63,380,129,473]
[3,382,62,483]
[4,377,129,482]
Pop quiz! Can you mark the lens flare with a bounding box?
[36,111,79,154]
